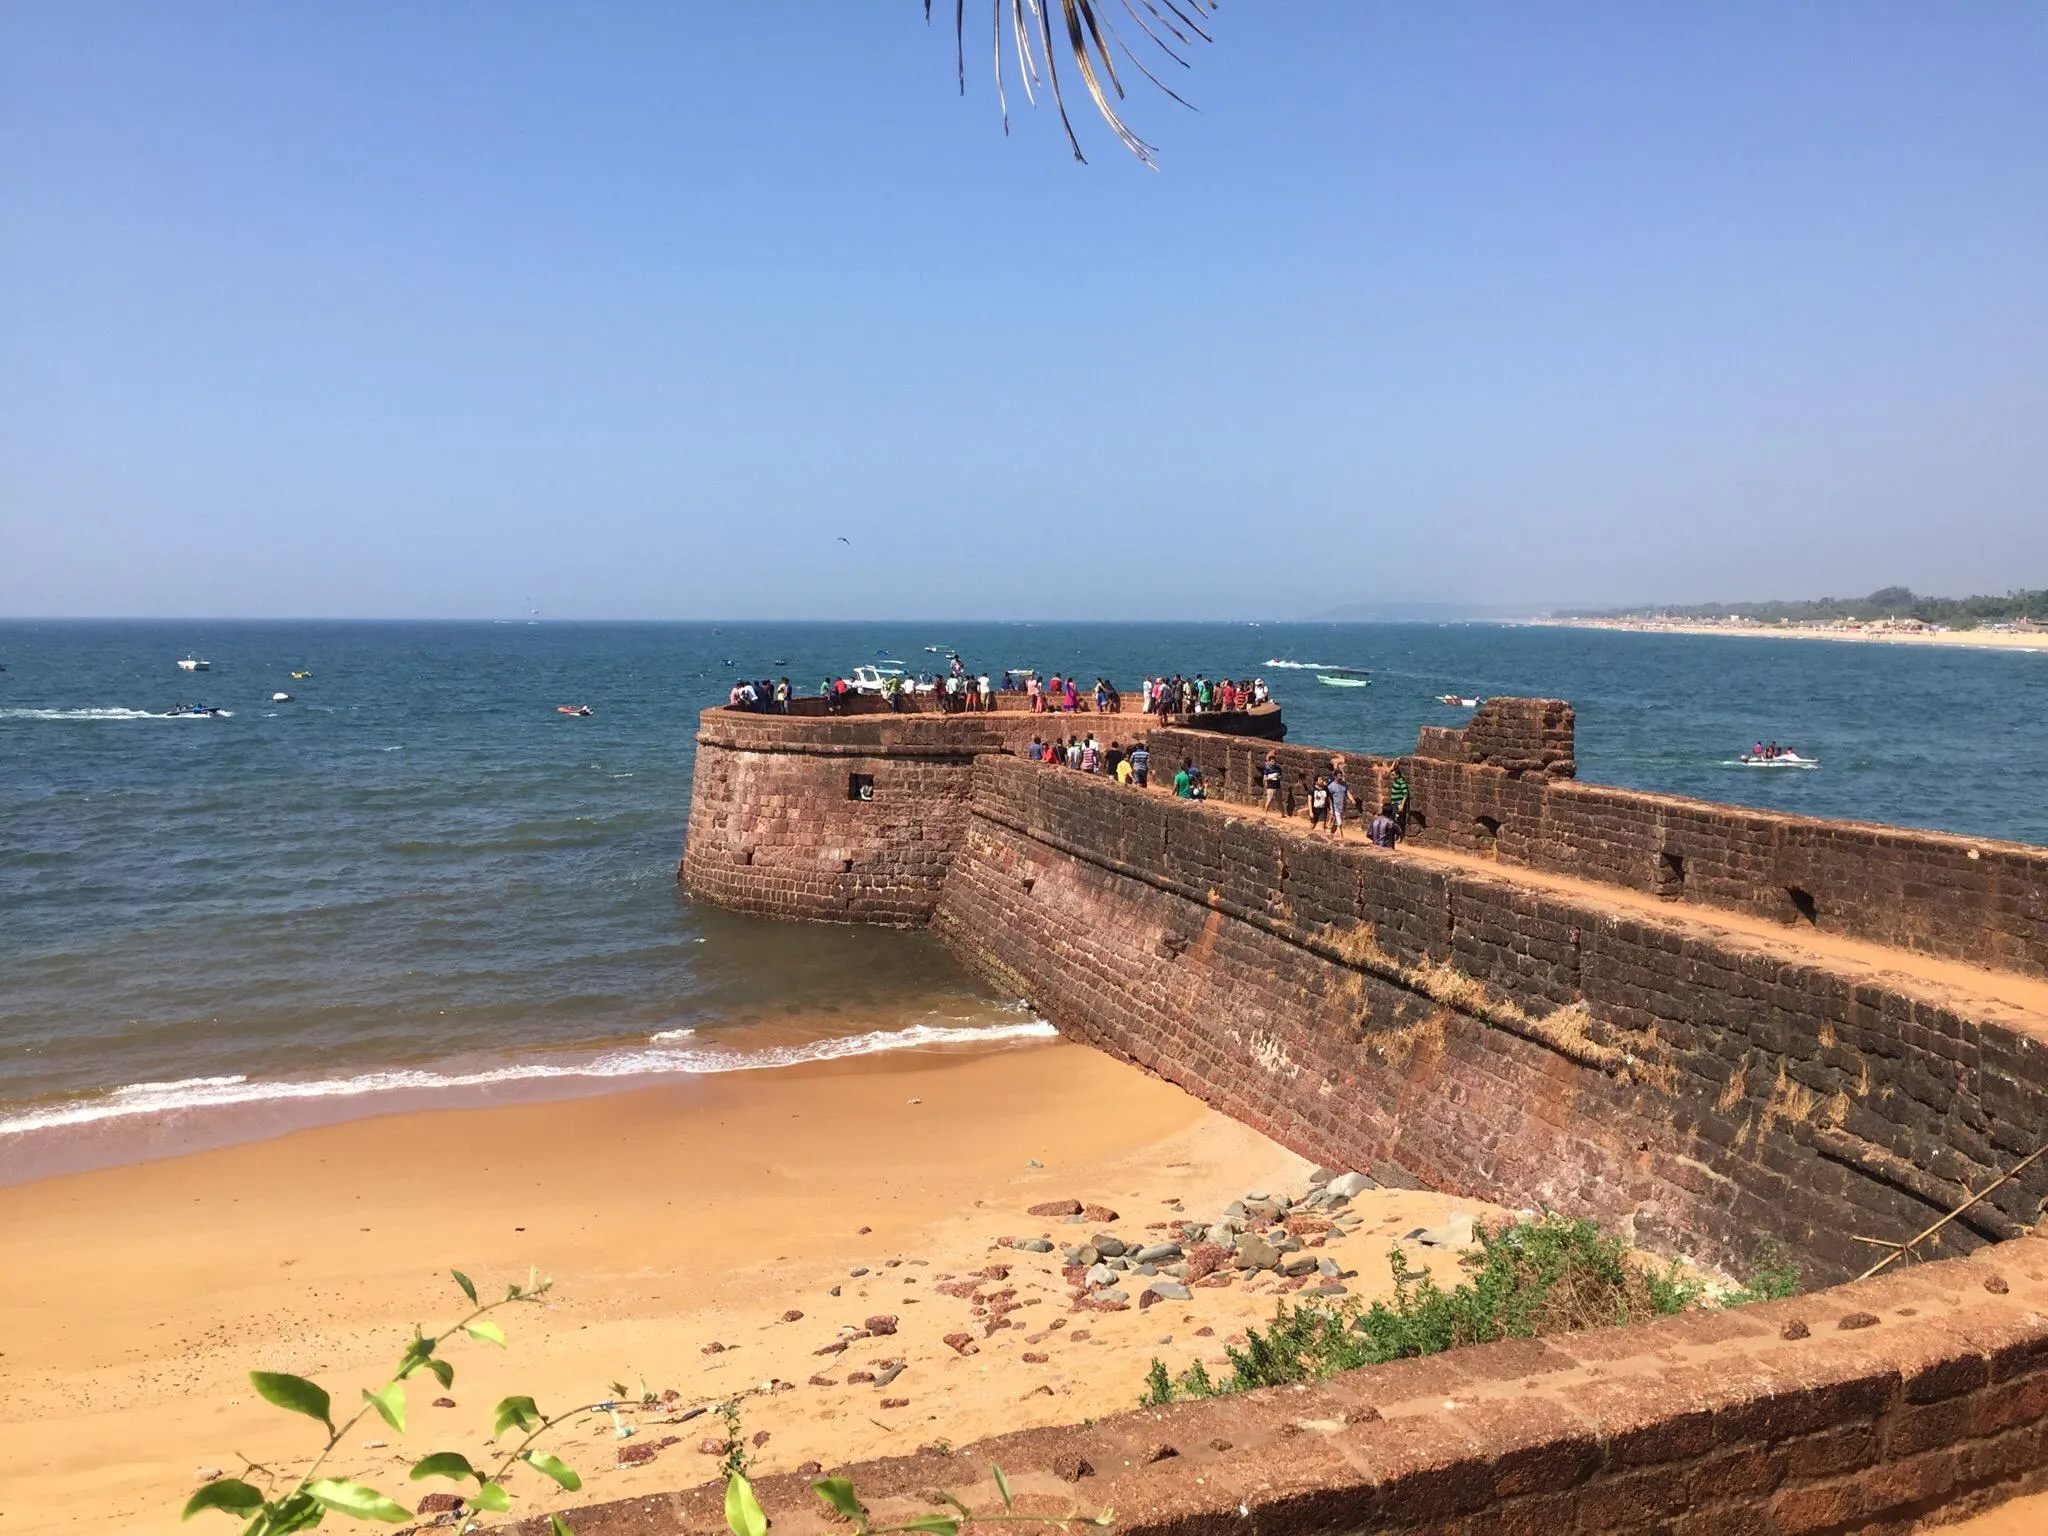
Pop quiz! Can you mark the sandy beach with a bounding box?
[1523,618,2048,651]
[0,1039,1500,1535]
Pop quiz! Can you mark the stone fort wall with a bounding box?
[682,699,2048,1280]
[1156,697,2048,979]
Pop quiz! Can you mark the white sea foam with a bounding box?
[0,1019,1058,1138]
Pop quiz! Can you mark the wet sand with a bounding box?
[0,1038,1498,1534]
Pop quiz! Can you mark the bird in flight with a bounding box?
[838,536,851,545]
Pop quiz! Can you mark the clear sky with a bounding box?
[3,2,2043,620]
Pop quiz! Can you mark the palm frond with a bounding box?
[926,0,1214,166]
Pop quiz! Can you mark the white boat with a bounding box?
[272,692,293,702]
[1317,674,1371,689]
[1739,751,1819,769]
[177,656,211,672]
[1438,695,1480,708]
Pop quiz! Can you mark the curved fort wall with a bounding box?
[682,699,2048,1280]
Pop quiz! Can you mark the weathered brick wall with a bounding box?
[1153,704,2048,978]
[935,759,2048,1281]
[680,711,1051,926]
[529,1237,2048,1536]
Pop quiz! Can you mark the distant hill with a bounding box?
[1555,586,2048,629]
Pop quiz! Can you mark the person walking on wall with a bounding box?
[1309,774,1329,831]
[1261,752,1282,814]
[1369,803,1402,849]
[1130,741,1150,788]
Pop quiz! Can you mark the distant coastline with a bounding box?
[1521,616,2048,652]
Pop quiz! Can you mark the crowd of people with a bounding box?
[728,676,792,711]
[1141,674,1270,715]
[727,660,1278,719]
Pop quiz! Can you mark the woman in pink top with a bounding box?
[1065,679,1079,711]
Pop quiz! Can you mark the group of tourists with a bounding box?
[1027,734,1153,785]
[731,676,792,711]
[1023,674,1121,713]
[1255,751,1410,849]
[1142,675,1269,715]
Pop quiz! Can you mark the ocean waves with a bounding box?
[0,1018,1058,1138]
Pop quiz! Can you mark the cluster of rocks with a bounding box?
[995,1168,1389,1314]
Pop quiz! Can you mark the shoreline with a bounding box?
[0,1038,1499,1535]
[0,1016,1057,1187]
[1519,617,2048,651]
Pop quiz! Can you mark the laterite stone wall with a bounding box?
[933,758,2048,1282]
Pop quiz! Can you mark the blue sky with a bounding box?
[3,2,2043,620]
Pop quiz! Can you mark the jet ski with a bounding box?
[1740,750,1818,768]
[556,704,593,717]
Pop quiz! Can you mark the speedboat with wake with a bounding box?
[164,703,229,717]
[1740,750,1817,769]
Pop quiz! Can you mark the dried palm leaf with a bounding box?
[925,0,1215,167]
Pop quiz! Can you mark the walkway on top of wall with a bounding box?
[1163,790,2048,1042]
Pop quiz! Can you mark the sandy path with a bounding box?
[0,1039,1492,1535]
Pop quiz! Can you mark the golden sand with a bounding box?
[0,1040,1492,1534]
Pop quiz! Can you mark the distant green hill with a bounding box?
[1558,586,2048,629]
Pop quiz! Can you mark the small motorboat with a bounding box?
[1437,694,1480,708]
[271,692,293,702]
[290,670,312,680]
[556,704,593,717]
[177,656,211,672]
[1317,674,1371,688]
[1740,750,1818,769]
[164,703,229,717]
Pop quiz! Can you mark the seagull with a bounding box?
[837,536,851,544]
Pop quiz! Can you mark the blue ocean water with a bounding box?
[4,619,2044,1145]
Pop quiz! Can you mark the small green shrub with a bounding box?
[1144,1212,1801,1404]
[1723,1241,1802,1305]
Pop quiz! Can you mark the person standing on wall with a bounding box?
[1389,768,1411,831]
[1327,765,1350,837]
[1173,759,1195,798]
[1309,774,1329,830]
[1261,752,1282,814]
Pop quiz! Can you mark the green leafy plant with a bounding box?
[183,1270,600,1536]
[1722,1241,1802,1305]
[184,1267,1113,1536]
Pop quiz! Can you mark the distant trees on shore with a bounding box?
[1556,586,2047,629]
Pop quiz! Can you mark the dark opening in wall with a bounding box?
[1658,851,1686,896]
[848,773,874,802]
[1787,886,1818,924]
[1474,815,1502,848]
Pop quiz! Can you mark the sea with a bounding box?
[5,619,2045,1174]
